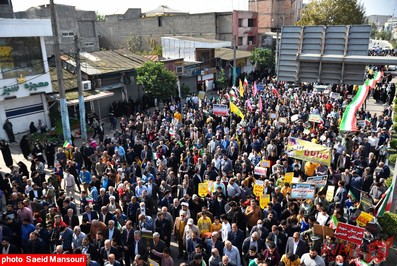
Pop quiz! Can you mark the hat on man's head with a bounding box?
[187,218,194,225]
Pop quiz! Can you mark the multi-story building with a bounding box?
[15,4,100,56]
[0,0,14,18]
[248,0,303,42]
[0,18,53,140]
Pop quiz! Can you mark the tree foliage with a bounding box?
[250,48,275,71]
[137,62,177,100]
[296,0,365,26]
[215,69,228,90]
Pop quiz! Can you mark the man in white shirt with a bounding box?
[316,207,330,226]
[300,248,325,266]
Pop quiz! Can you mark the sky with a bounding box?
[11,0,395,16]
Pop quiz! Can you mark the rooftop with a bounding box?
[61,49,148,76]
[215,48,252,61]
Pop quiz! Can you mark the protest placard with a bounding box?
[279,117,287,124]
[356,212,374,227]
[254,166,267,176]
[198,183,208,197]
[284,172,294,184]
[287,137,331,166]
[326,185,335,202]
[270,113,277,119]
[291,114,300,122]
[313,224,334,237]
[253,184,264,196]
[309,114,323,123]
[334,222,365,245]
[259,160,270,168]
[213,104,229,116]
[290,183,316,199]
[306,175,327,188]
[260,194,270,209]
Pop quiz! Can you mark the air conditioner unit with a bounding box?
[82,80,91,91]
[248,41,253,45]
[176,66,184,75]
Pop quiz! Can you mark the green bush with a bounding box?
[389,154,397,164]
[386,177,393,187]
[393,124,397,132]
[378,212,397,237]
[390,139,397,149]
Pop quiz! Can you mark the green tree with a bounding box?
[296,0,365,26]
[250,48,275,72]
[96,12,105,21]
[137,62,177,100]
[215,69,228,90]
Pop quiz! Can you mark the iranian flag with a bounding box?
[244,77,248,87]
[339,84,370,132]
[229,89,237,102]
[376,184,393,217]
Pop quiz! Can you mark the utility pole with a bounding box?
[232,34,237,86]
[74,35,87,140]
[50,0,71,142]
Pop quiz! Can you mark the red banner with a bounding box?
[334,222,365,245]
[0,254,85,266]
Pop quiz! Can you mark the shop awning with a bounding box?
[66,90,114,106]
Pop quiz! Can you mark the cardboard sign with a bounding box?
[291,114,300,122]
[359,193,372,213]
[306,175,327,188]
[313,224,334,237]
[198,183,209,197]
[356,211,374,227]
[198,91,205,100]
[279,117,288,124]
[254,166,267,176]
[326,185,335,202]
[334,222,365,245]
[259,160,271,168]
[303,129,310,135]
[260,194,270,209]
[290,183,316,199]
[270,113,277,119]
[330,92,340,99]
[213,104,229,116]
[309,113,323,123]
[284,172,294,184]
[253,184,264,196]
[357,120,366,128]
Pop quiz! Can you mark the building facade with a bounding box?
[15,4,100,56]
[0,18,53,140]
[248,0,303,33]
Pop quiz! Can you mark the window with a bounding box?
[83,42,94,46]
[238,18,243,27]
[247,36,255,45]
[238,37,243,46]
[62,31,75,38]
[158,16,162,27]
[0,37,44,79]
[248,19,255,27]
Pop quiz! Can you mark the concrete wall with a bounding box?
[15,4,99,56]
[96,11,230,51]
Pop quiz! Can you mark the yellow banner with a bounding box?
[253,184,264,197]
[260,194,270,209]
[239,79,244,97]
[286,137,331,166]
[284,172,294,184]
[356,212,374,227]
[230,101,245,120]
[326,185,335,202]
[198,183,208,197]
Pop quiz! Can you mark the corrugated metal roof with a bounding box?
[62,49,149,76]
[215,48,252,61]
[50,67,78,92]
[144,5,188,17]
[167,36,231,45]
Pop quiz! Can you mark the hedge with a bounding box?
[378,212,397,237]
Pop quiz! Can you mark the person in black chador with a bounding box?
[0,140,14,168]
[20,135,31,160]
[3,119,15,143]
[45,140,56,169]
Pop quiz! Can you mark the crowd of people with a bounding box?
[0,67,395,266]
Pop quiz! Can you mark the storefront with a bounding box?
[0,18,53,140]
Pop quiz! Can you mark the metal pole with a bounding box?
[50,0,71,142]
[74,35,87,140]
[275,29,279,75]
[233,35,237,87]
